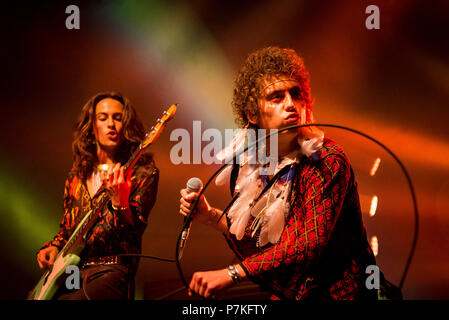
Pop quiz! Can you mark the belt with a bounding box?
[81,255,127,268]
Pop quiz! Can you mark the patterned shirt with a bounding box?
[226,138,377,300]
[40,162,159,271]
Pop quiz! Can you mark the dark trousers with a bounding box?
[55,264,134,300]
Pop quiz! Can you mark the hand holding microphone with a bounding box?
[178,177,209,259]
[178,178,229,259]
[179,177,214,225]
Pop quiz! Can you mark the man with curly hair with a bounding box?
[35,92,159,299]
[179,47,378,300]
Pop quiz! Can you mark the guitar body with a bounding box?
[27,209,91,300]
[28,253,81,300]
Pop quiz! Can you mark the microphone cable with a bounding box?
[175,123,419,297]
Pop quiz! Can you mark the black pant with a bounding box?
[55,264,134,300]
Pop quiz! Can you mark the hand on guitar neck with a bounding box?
[37,246,59,269]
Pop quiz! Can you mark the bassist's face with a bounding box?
[93,98,125,153]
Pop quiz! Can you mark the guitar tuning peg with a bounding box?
[157,118,163,123]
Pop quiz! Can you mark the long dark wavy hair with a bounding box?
[72,92,152,180]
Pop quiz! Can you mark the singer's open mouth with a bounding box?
[285,113,299,123]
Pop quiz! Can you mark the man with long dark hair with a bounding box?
[36,92,159,299]
[179,47,377,300]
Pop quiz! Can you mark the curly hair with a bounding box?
[232,46,313,128]
[72,92,152,180]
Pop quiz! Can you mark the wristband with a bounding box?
[111,203,129,211]
[227,264,242,284]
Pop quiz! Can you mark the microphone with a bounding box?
[178,177,203,259]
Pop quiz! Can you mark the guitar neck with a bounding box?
[59,191,110,257]
[123,139,148,175]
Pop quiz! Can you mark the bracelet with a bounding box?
[111,203,129,211]
[227,264,242,284]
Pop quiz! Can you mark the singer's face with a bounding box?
[250,75,305,131]
[93,98,125,152]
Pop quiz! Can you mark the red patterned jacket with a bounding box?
[40,162,159,272]
[226,138,377,300]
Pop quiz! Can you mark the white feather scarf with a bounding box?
[215,130,324,246]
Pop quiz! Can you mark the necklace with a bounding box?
[91,163,111,195]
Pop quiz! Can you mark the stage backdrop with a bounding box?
[1,0,448,299]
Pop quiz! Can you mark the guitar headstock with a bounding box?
[141,104,177,149]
